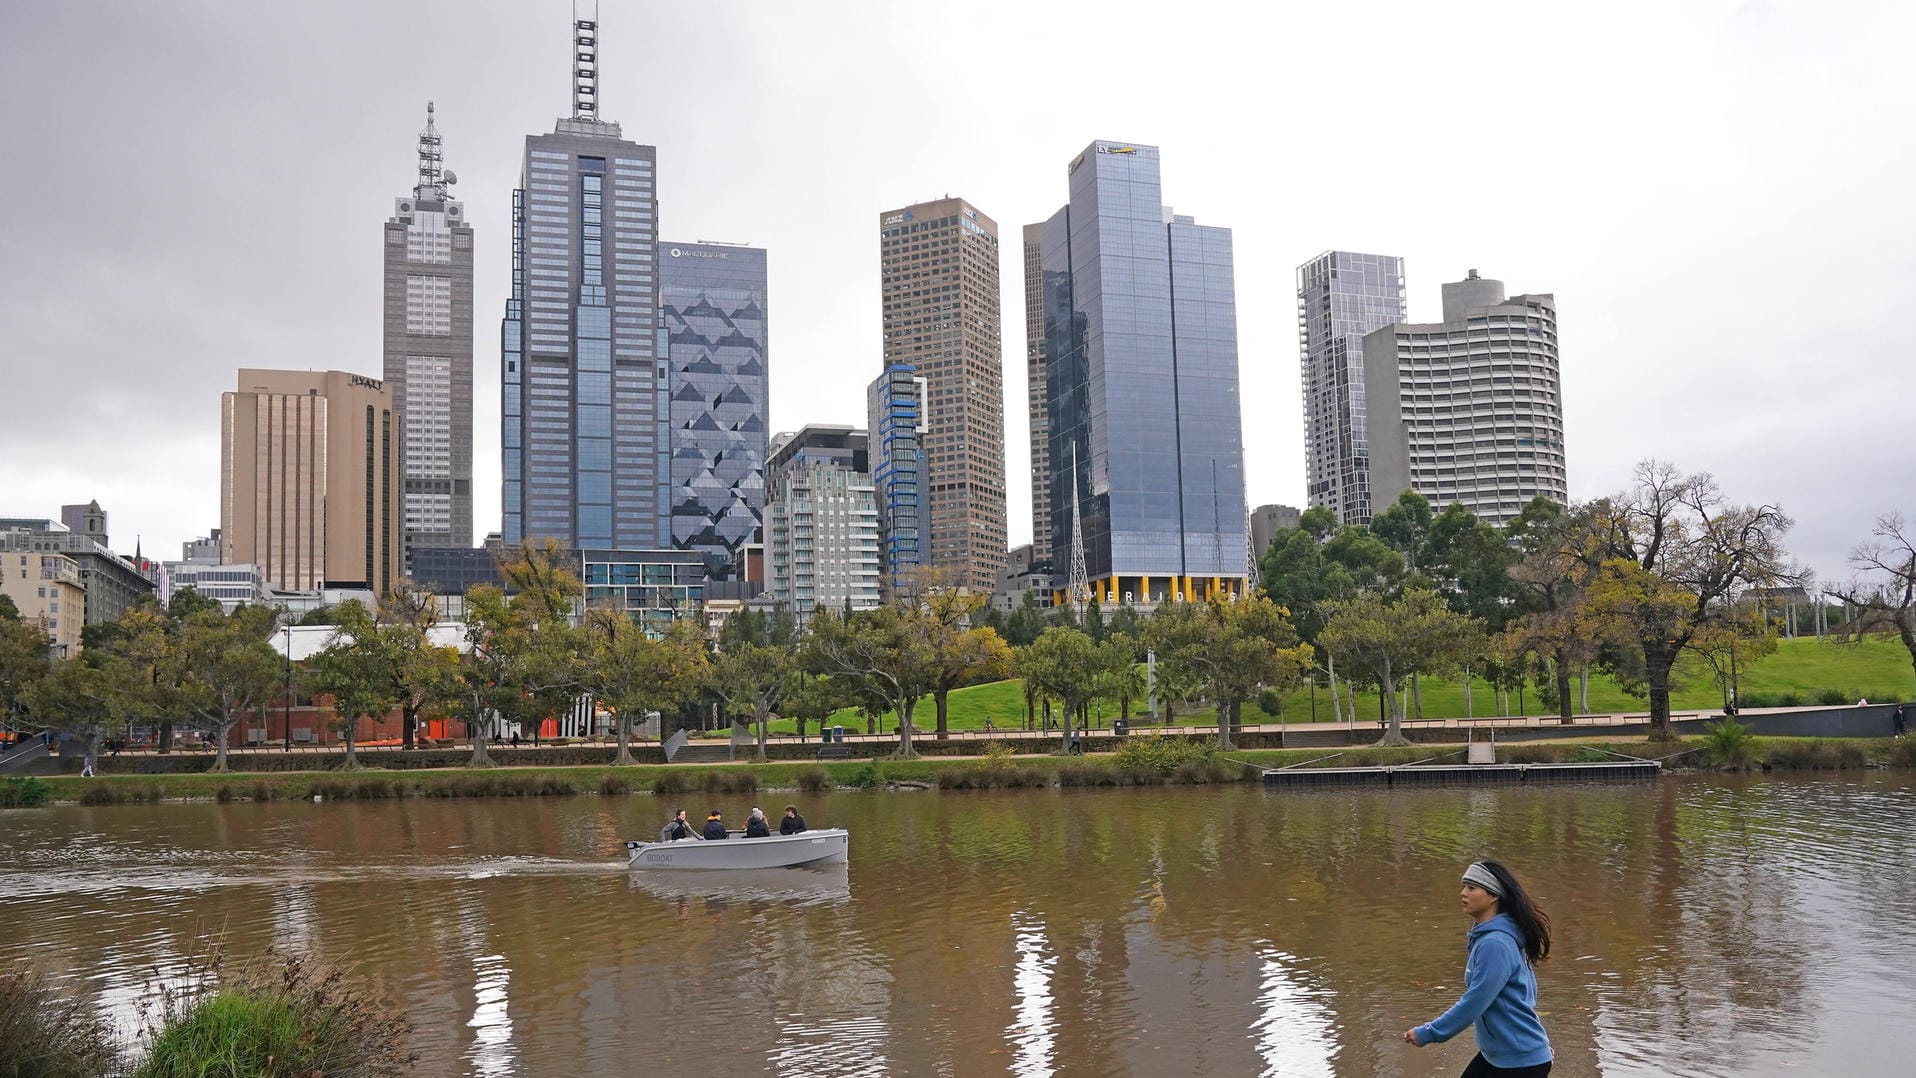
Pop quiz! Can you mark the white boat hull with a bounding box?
[625,828,849,871]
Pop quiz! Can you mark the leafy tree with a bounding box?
[1832,511,1916,696]
[294,604,339,626]
[1146,595,1311,749]
[584,612,709,765]
[1002,592,1046,647]
[1083,600,1108,643]
[1319,588,1484,745]
[376,586,460,751]
[1679,601,1778,711]
[173,604,283,772]
[24,656,137,759]
[1107,601,1144,641]
[709,640,792,761]
[1017,627,1109,753]
[1259,513,1404,723]
[803,604,937,758]
[904,570,1015,740]
[1370,490,1435,577]
[782,671,851,741]
[300,600,397,770]
[0,593,19,621]
[453,586,521,768]
[1096,633,1147,721]
[0,616,51,725]
[1503,498,1602,722]
[1584,461,1796,739]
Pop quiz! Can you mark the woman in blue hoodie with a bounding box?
[1404,860,1554,1076]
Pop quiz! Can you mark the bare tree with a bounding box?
[1832,512,1916,697]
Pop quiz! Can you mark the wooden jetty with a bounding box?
[1261,760,1662,789]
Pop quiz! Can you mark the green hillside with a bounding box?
[798,634,1914,736]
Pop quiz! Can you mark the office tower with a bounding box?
[1249,504,1303,562]
[866,364,930,590]
[877,197,1006,593]
[660,241,768,570]
[502,8,666,549]
[384,102,475,564]
[1297,251,1407,525]
[764,426,880,622]
[1362,270,1566,526]
[1021,222,1052,568]
[220,369,404,595]
[1038,140,1248,607]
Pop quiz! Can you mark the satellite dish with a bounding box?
[443,170,458,185]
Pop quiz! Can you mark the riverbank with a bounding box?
[5,735,1912,807]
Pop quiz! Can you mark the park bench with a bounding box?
[815,745,851,760]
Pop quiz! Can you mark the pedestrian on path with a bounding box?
[1894,705,1907,737]
[1404,860,1554,1077]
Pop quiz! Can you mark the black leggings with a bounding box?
[1462,1054,1551,1078]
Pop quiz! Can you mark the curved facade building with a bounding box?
[1361,271,1566,526]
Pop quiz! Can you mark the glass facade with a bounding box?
[866,365,930,589]
[1041,142,1248,604]
[502,121,664,549]
[660,242,768,571]
[1297,251,1406,525]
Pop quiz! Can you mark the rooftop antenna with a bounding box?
[414,101,446,200]
[1067,444,1091,617]
[572,0,600,121]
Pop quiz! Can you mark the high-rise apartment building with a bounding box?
[877,197,1006,593]
[502,10,666,549]
[764,426,880,622]
[220,369,403,595]
[384,102,474,563]
[660,241,768,570]
[866,364,930,590]
[1038,140,1248,606]
[1297,251,1407,525]
[1361,270,1566,526]
[0,549,86,654]
[1021,222,1052,568]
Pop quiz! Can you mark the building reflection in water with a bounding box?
[1007,911,1058,1075]
[1250,949,1338,1076]
[458,909,516,1077]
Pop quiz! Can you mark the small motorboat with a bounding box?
[628,863,850,904]
[624,828,849,871]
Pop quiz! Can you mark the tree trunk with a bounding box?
[1554,648,1574,723]
[1326,653,1343,725]
[340,718,361,770]
[615,710,635,766]
[1411,673,1424,721]
[1376,658,1410,746]
[402,704,418,750]
[894,698,919,758]
[158,719,174,755]
[467,709,493,768]
[754,702,770,762]
[1579,665,1591,715]
[212,718,231,773]
[1644,642,1678,739]
[934,689,950,740]
[1058,695,1076,755]
[1215,695,1234,751]
[1464,669,1474,718]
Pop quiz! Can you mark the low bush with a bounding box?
[0,967,123,1077]
[794,766,832,793]
[702,770,759,795]
[1764,739,1868,770]
[1501,744,1562,764]
[215,784,236,804]
[598,774,632,796]
[1886,737,1916,768]
[1703,718,1756,770]
[1169,758,1237,785]
[1817,688,1851,706]
[79,783,125,805]
[250,781,276,803]
[652,771,694,796]
[1565,746,1615,764]
[0,775,52,807]
[848,761,889,789]
[1112,734,1213,776]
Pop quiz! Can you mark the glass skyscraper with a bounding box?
[502,13,665,548]
[1038,140,1248,606]
[866,364,930,590]
[659,241,767,571]
[1297,251,1406,525]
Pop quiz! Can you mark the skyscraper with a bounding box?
[660,241,768,571]
[384,102,474,563]
[1021,222,1052,568]
[1361,270,1566,525]
[1039,140,1248,607]
[867,364,930,590]
[502,8,665,549]
[220,369,403,596]
[1297,251,1406,525]
[764,426,880,621]
[877,197,1006,593]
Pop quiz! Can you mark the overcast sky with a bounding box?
[2,0,1910,584]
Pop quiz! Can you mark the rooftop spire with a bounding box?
[414,101,446,201]
[572,0,600,121]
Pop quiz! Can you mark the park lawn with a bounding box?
[818,634,1915,733]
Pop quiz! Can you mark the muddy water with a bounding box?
[2,774,1912,1076]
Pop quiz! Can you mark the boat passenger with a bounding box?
[663,809,697,841]
[745,807,772,838]
[702,810,729,840]
[780,805,808,835]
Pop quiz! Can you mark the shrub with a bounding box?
[215,784,236,804]
[1058,762,1119,787]
[980,740,1018,763]
[849,761,889,789]
[79,783,125,806]
[1112,734,1212,776]
[794,767,832,793]
[0,776,52,807]
[1565,746,1614,764]
[1777,692,1803,707]
[250,781,276,803]
[353,778,396,800]
[1501,744,1562,764]
[1764,740,1868,770]
[1817,689,1850,706]
[1886,737,1916,768]
[702,770,759,795]
[652,771,694,796]
[1702,718,1756,770]
[1170,758,1237,785]
[134,949,415,1078]
[0,968,124,1077]
[598,774,632,796]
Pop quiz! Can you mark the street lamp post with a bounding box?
[282,624,292,752]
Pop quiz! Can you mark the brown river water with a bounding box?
[2,774,1912,1077]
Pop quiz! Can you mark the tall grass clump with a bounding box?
[1113,735,1213,777]
[0,775,52,807]
[703,769,760,795]
[652,771,695,796]
[1764,739,1868,770]
[1702,718,1756,770]
[134,949,415,1078]
[598,774,632,796]
[0,968,124,1077]
[1887,736,1916,769]
[78,783,126,806]
[794,766,833,793]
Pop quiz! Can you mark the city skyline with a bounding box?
[3,2,1910,586]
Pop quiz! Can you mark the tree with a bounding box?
[173,604,283,772]
[709,641,792,761]
[1017,627,1109,753]
[1260,510,1405,724]
[453,586,521,768]
[903,570,1015,740]
[300,600,398,770]
[1584,461,1796,739]
[1833,511,1916,696]
[1145,595,1311,750]
[1503,498,1601,722]
[1096,633,1147,721]
[783,671,850,741]
[0,616,51,727]
[1002,591,1046,646]
[1319,588,1484,745]
[24,656,137,759]
[1680,602,1778,711]
[583,611,707,766]
[0,593,19,621]
[375,586,460,751]
[803,604,937,758]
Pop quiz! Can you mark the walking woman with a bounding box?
[1403,860,1554,1076]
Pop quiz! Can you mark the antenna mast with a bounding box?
[572,0,600,120]
[414,101,445,200]
[1067,444,1092,616]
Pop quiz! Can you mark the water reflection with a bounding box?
[1251,950,1337,1076]
[1007,911,1057,1075]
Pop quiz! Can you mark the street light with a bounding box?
[283,623,292,752]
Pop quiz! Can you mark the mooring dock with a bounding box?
[1261,760,1663,788]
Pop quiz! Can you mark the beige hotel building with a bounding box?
[220,369,404,596]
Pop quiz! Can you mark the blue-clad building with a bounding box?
[1037,140,1248,606]
[866,364,930,590]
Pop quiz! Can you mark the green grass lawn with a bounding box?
[808,634,1915,734]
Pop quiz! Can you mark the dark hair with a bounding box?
[784,804,798,814]
[1481,860,1551,966]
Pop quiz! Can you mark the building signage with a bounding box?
[1097,144,1138,155]
[348,374,384,391]
[668,247,729,259]
[883,209,916,226]
[1069,152,1086,174]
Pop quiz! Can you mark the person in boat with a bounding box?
[780,805,808,835]
[702,810,729,840]
[745,807,772,838]
[1404,860,1554,1076]
[662,808,698,841]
